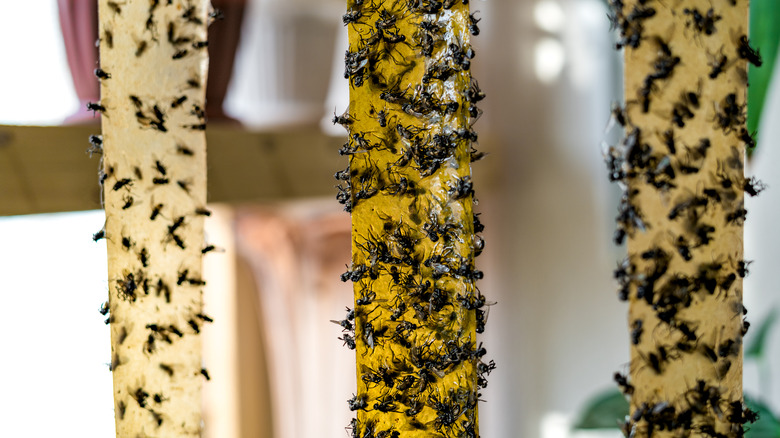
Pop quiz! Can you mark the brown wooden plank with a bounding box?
[0,124,496,216]
[0,124,346,216]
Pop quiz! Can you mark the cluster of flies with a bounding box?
[89,0,220,429]
[605,1,763,436]
[334,1,491,437]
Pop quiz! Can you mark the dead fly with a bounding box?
[181,4,204,25]
[116,272,139,302]
[103,30,114,48]
[188,105,205,120]
[355,291,384,306]
[728,401,760,426]
[155,363,174,377]
[614,189,646,245]
[683,7,721,36]
[87,135,103,157]
[469,12,481,35]
[473,213,485,233]
[339,333,356,349]
[166,216,186,248]
[707,46,731,79]
[169,216,185,233]
[674,235,693,261]
[737,259,752,278]
[374,106,389,127]
[117,400,126,420]
[177,180,192,193]
[342,8,364,25]
[447,176,474,200]
[152,161,169,184]
[188,319,200,333]
[139,247,150,267]
[660,129,677,154]
[348,393,368,411]
[373,395,399,413]
[177,268,205,286]
[196,313,213,323]
[87,102,106,115]
[156,278,171,303]
[94,68,111,80]
[737,35,763,66]
[332,109,355,127]
[121,195,134,210]
[93,229,106,242]
[606,102,627,131]
[743,176,767,197]
[135,40,148,57]
[417,19,443,57]
[714,93,745,133]
[739,127,757,151]
[171,95,188,108]
[107,1,123,14]
[630,319,643,345]
[614,372,635,395]
[670,82,702,128]
[176,144,194,156]
[130,387,150,410]
[363,321,389,350]
[614,4,656,49]
[150,203,164,220]
[186,77,201,89]
[650,37,680,81]
[209,7,224,22]
[331,317,354,332]
[172,234,185,250]
[129,95,143,110]
[153,160,167,176]
[151,105,167,132]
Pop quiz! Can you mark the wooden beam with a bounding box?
[0,124,497,217]
[0,124,347,216]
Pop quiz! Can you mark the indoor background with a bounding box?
[1,0,779,437]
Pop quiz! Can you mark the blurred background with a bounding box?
[0,0,779,437]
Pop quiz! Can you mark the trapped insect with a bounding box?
[94,68,111,80]
[737,35,762,66]
[87,102,107,115]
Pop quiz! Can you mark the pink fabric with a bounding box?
[235,206,355,438]
[57,0,100,124]
[57,0,245,124]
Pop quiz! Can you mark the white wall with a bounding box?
[744,50,780,410]
[474,1,629,436]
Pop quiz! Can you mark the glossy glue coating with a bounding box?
[343,1,485,437]
[609,0,750,436]
[98,1,210,436]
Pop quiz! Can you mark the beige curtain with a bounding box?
[235,202,355,438]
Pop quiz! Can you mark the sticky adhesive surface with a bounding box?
[98,1,210,436]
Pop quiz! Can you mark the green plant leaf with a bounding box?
[748,0,780,153]
[573,388,629,429]
[746,308,778,360]
[745,395,780,437]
